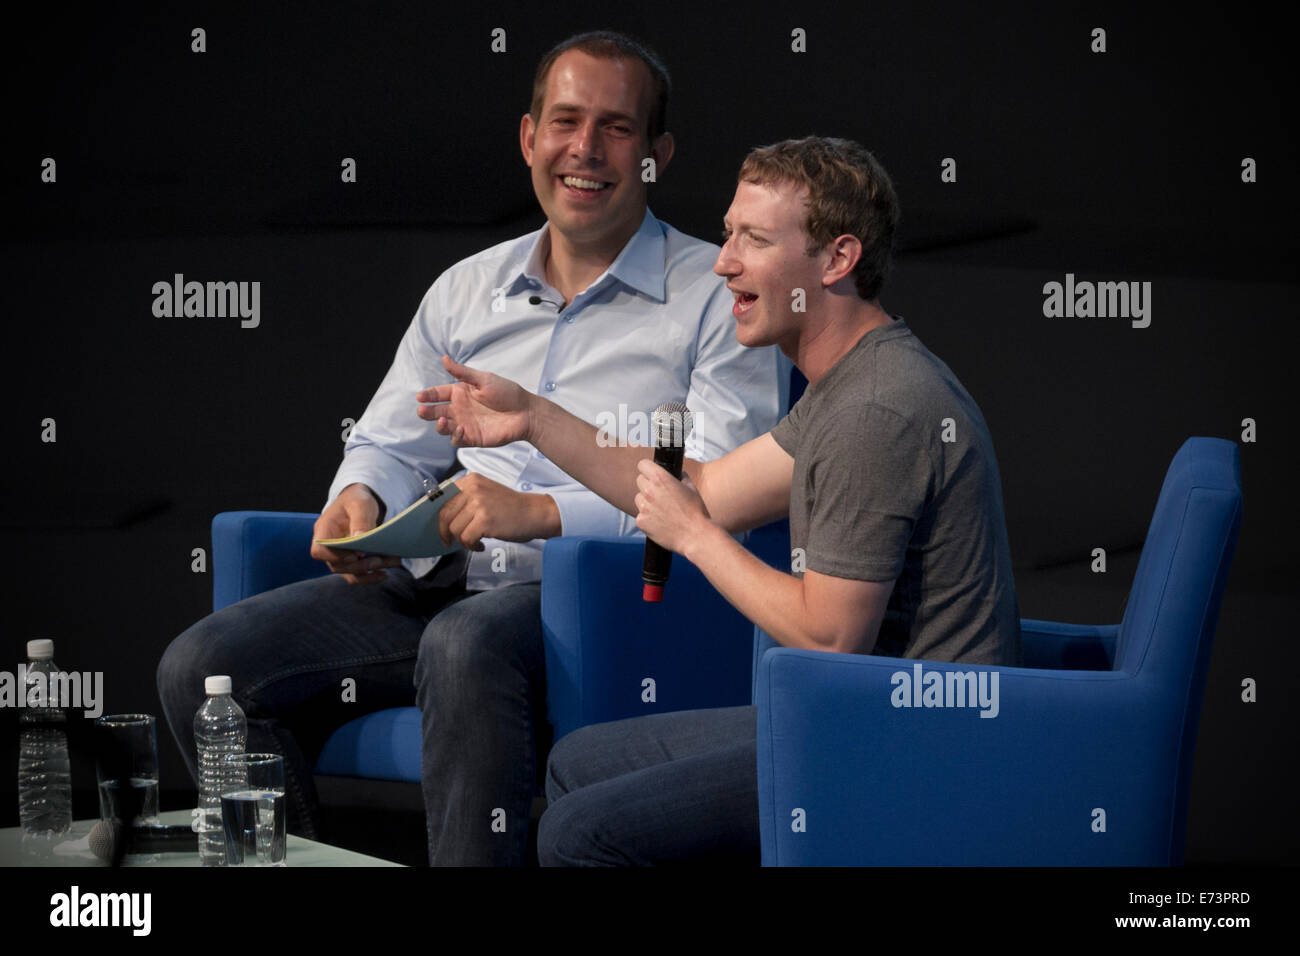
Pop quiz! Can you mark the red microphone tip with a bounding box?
[642,583,664,602]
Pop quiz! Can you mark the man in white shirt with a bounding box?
[156,31,782,865]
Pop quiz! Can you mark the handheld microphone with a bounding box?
[88,819,199,863]
[642,402,693,602]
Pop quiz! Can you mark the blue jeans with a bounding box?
[156,558,549,866]
[537,705,760,865]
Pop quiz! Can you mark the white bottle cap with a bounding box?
[26,639,54,660]
[204,675,233,696]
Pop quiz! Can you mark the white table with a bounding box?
[0,809,403,867]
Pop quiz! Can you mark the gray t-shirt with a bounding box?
[769,317,1021,666]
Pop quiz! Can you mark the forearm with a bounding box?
[683,522,831,652]
[529,395,656,518]
[531,493,563,538]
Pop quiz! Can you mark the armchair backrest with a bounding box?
[1114,437,1243,678]
[1112,437,1243,850]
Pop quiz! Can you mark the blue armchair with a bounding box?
[752,437,1242,865]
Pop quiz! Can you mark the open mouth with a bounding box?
[560,175,611,195]
[732,291,759,316]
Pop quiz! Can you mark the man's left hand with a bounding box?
[634,458,713,555]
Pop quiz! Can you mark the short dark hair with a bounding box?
[530,31,671,144]
[739,137,900,301]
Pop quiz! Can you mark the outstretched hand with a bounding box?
[416,355,534,448]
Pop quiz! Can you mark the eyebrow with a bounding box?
[546,103,640,125]
[722,220,767,234]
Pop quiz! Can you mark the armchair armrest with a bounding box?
[755,644,1186,865]
[541,535,767,741]
[1020,618,1118,670]
[212,511,326,611]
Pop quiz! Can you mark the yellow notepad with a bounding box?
[314,478,461,558]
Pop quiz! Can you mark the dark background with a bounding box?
[1,1,1295,864]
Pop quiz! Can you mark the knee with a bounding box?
[537,793,599,867]
[416,619,485,690]
[157,619,220,709]
[543,727,595,804]
[157,611,264,713]
[415,603,534,695]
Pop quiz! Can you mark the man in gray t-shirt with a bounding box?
[417,137,1021,864]
[771,315,1020,666]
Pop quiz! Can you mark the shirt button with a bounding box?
[521,481,533,491]
[565,316,574,324]
[545,381,556,392]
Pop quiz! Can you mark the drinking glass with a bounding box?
[94,714,160,824]
[220,753,287,866]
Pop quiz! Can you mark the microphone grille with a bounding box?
[88,818,120,862]
[651,402,693,448]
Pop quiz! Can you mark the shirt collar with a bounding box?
[513,208,667,303]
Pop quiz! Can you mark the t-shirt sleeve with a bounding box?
[769,389,808,456]
[803,403,934,582]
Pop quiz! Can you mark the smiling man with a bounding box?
[156,31,782,866]
[419,136,1021,864]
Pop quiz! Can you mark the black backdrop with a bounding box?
[1,1,1295,864]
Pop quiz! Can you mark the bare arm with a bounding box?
[634,458,894,653]
[686,526,894,653]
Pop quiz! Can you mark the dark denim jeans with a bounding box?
[156,558,549,865]
[538,704,760,865]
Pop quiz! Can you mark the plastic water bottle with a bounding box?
[194,675,247,866]
[17,639,73,839]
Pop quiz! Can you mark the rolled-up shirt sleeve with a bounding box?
[548,485,640,538]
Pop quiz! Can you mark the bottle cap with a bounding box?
[642,583,664,602]
[204,675,233,696]
[26,639,54,660]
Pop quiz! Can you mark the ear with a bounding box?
[520,113,537,167]
[649,131,675,178]
[823,234,863,289]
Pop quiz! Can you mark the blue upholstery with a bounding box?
[753,437,1242,865]
[541,523,789,742]
[313,707,423,781]
[211,512,327,613]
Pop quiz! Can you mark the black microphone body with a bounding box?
[642,402,693,602]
